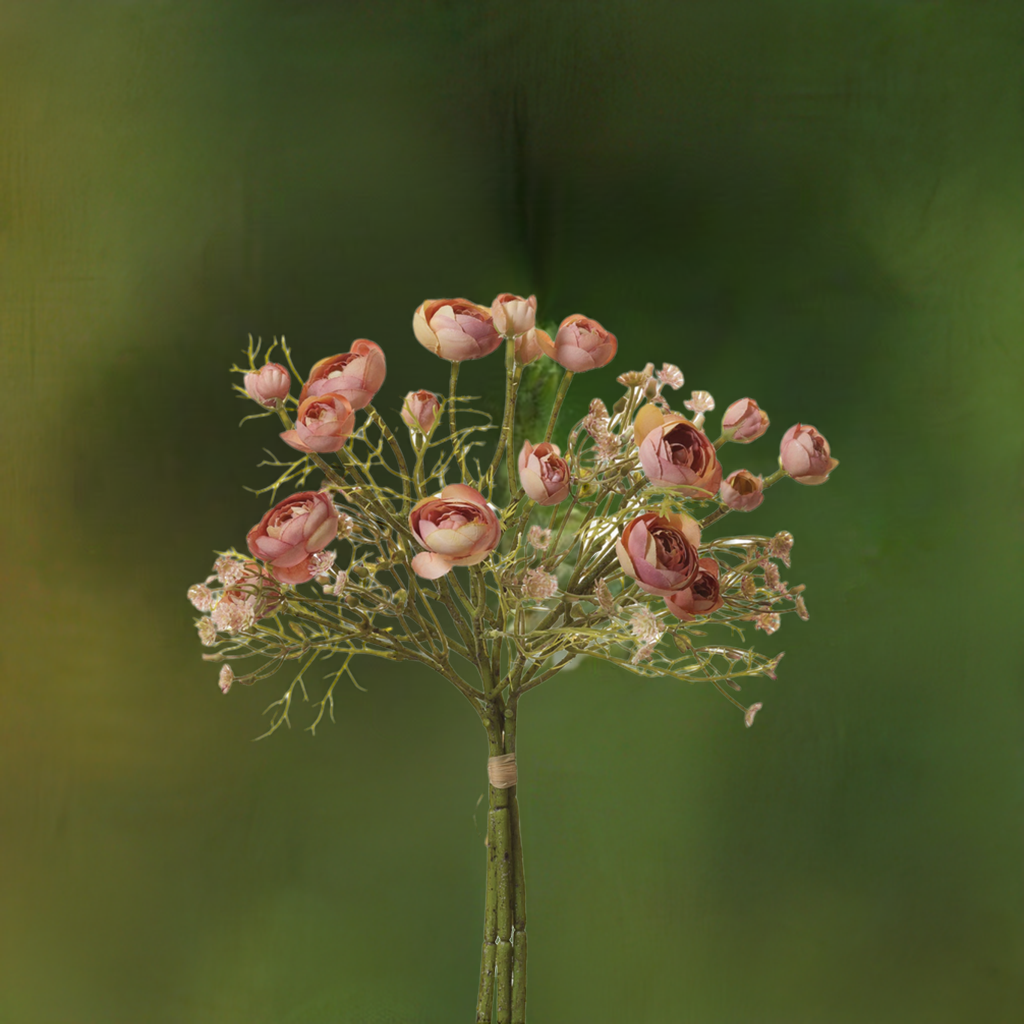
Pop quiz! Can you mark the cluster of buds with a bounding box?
[195,291,837,728]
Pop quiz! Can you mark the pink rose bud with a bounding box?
[615,511,702,597]
[490,292,537,337]
[518,439,571,506]
[246,490,340,585]
[244,363,291,407]
[408,483,502,579]
[515,327,549,365]
[780,423,839,485]
[663,558,724,621]
[280,393,356,453]
[412,298,503,362]
[400,390,442,434]
[299,339,386,410]
[634,404,722,500]
[721,398,769,443]
[535,314,617,371]
[719,469,765,511]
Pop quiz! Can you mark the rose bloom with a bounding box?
[247,490,340,585]
[780,423,839,485]
[719,468,764,511]
[409,484,501,579]
[535,314,617,371]
[280,393,356,453]
[400,390,442,434]
[518,439,571,506]
[299,339,386,410]
[244,363,291,407]
[615,511,702,597]
[721,398,769,443]
[634,404,722,499]
[413,299,503,362]
[664,558,724,621]
[490,292,536,337]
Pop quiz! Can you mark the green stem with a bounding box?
[365,405,411,509]
[485,337,522,497]
[450,361,467,481]
[542,370,574,444]
[505,699,527,1024]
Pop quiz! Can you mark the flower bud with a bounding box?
[779,423,839,485]
[515,327,549,365]
[244,363,291,407]
[719,469,765,511]
[400,390,442,434]
[408,484,502,579]
[535,314,617,371]
[721,398,769,443]
[518,440,571,506]
[663,558,724,621]
[246,490,340,585]
[413,298,503,362]
[490,292,537,337]
[280,393,356,453]
[634,405,722,500]
[615,511,701,597]
[299,340,386,410]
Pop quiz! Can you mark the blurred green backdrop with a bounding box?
[2,3,1022,1022]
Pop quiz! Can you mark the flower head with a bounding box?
[280,393,356,454]
[634,405,722,499]
[408,484,501,579]
[721,398,769,443]
[244,363,291,407]
[247,491,340,585]
[518,440,571,506]
[663,558,724,622]
[413,299,502,362]
[780,424,839,485]
[719,469,765,512]
[299,340,386,410]
[400,390,442,434]
[616,511,701,597]
[490,292,536,338]
[536,314,617,371]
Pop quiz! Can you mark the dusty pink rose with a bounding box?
[664,558,724,621]
[780,423,839,485]
[408,484,502,579]
[246,490,340,585]
[490,292,537,337]
[721,398,769,443]
[518,439,571,506]
[299,340,386,410]
[634,404,722,499]
[280,393,356,453]
[413,299,503,362]
[244,363,291,407]
[515,327,549,365]
[535,314,617,371]
[400,390,442,434]
[719,469,765,511]
[615,511,702,597]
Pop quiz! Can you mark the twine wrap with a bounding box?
[487,752,518,789]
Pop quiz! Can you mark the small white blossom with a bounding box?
[683,390,715,415]
[795,595,809,621]
[755,613,781,635]
[336,513,355,539]
[188,584,215,612]
[309,549,336,575]
[197,618,217,646]
[522,569,559,600]
[211,595,256,634]
[629,607,663,645]
[527,526,553,552]
[327,570,349,596]
[657,363,684,390]
[214,556,246,586]
[631,642,657,665]
[595,578,615,616]
[744,702,763,728]
[218,665,234,694]
[769,531,794,568]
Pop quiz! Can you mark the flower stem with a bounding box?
[450,361,468,481]
[542,370,574,445]
[485,336,523,498]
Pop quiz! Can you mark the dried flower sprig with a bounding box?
[191,295,837,1022]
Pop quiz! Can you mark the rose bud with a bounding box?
[490,292,537,337]
[719,469,765,511]
[518,439,571,506]
[299,339,386,410]
[244,362,291,407]
[400,390,442,434]
[408,483,502,579]
[664,558,724,622]
[615,511,701,597]
[634,404,722,500]
[515,327,549,365]
[246,490,340,585]
[535,314,617,371]
[280,393,356,453]
[721,398,769,443]
[412,299,503,362]
[780,423,839,485]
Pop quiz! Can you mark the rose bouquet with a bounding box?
[189,292,837,1023]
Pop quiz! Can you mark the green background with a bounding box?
[2,3,1021,1021]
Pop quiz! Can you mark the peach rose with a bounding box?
[780,423,839,485]
[413,299,503,362]
[408,484,501,579]
[244,363,291,407]
[721,398,769,443]
[535,314,617,371]
[719,469,764,511]
[634,404,722,499]
[664,558,724,621]
[246,490,340,585]
[280,393,356,453]
[515,327,549,365]
[400,390,442,434]
[490,292,537,337]
[299,340,386,410]
[518,440,571,506]
[615,511,702,597]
